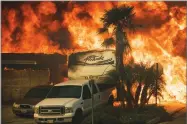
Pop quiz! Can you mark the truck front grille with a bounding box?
[39,106,65,115]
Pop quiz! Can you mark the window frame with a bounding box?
[82,84,91,99]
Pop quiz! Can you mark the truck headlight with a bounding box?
[13,103,20,108]
[34,107,39,114]
[31,105,35,110]
[65,107,73,113]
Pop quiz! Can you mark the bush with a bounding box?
[81,105,171,124]
[138,105,172,121]
[120,105,171,124]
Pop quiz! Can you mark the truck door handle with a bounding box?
[81,102,83,104]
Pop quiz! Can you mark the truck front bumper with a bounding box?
[34,113,74,123]
[12,107,34,116]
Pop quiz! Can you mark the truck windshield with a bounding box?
[24,87,51,98]
[47,85,82,98]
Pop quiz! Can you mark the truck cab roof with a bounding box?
[55,80,90,86]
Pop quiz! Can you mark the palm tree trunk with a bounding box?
[115,26,124,104]
[120,52,126,108]
[115,36,121,102]
[134,82,142,107]
[116,81,121,101]
[126,83,133,108]
[146,92,153,104]
[140,84,149,107]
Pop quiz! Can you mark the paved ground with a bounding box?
[160,102,186,114]
[159,113,186,124]
[2,105,35,124]
[2,102,186,124]
[167,112,186,124]
[2,104,72,124]
[159,102,186,124]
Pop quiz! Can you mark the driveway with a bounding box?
[2,105,35,124]
[159,102,186,124]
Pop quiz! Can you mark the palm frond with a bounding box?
[127,23,143,33]
[100,5,135,27]
[153,91,163,99]
[101,37,115,48]
[123,41,131,53]
[98,27,108,34]
[123,65,136,83]
[133,63,147,82]
[100,69,119,84]
[107,69,119,81]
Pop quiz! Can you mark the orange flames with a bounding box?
[2,2,186,103]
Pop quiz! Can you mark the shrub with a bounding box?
[81,105,171,124]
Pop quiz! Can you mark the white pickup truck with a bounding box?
[34,80,115,124]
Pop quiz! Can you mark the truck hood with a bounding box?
[15,98,43,105]
[36,98,80,107]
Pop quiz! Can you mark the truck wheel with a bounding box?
[72,110,83,124]
[108,95,114,106]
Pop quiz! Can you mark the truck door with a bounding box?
[82,85,92,115]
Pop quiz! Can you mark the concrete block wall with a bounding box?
[2,69,50,103]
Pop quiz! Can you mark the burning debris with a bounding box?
[2,1,186,103]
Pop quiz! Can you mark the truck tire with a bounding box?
[108,95,114,106]
[72,109,83,124]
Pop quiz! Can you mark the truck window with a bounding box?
[47,85,82,98]
[91,84,98,94]
[24,87,51,98]
[82,85,91,99]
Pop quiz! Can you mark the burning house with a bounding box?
[1,1,186,104]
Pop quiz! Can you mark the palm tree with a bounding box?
[146,75,165,104]
[133,63,148,107]
[102,66,136,108]
[98,5,140,107]
[102,69,121,104]
[123,63,148,108]
[140,66,165,107]
[123,64,138,108]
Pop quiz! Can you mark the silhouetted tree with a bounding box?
[98,5,141,108]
